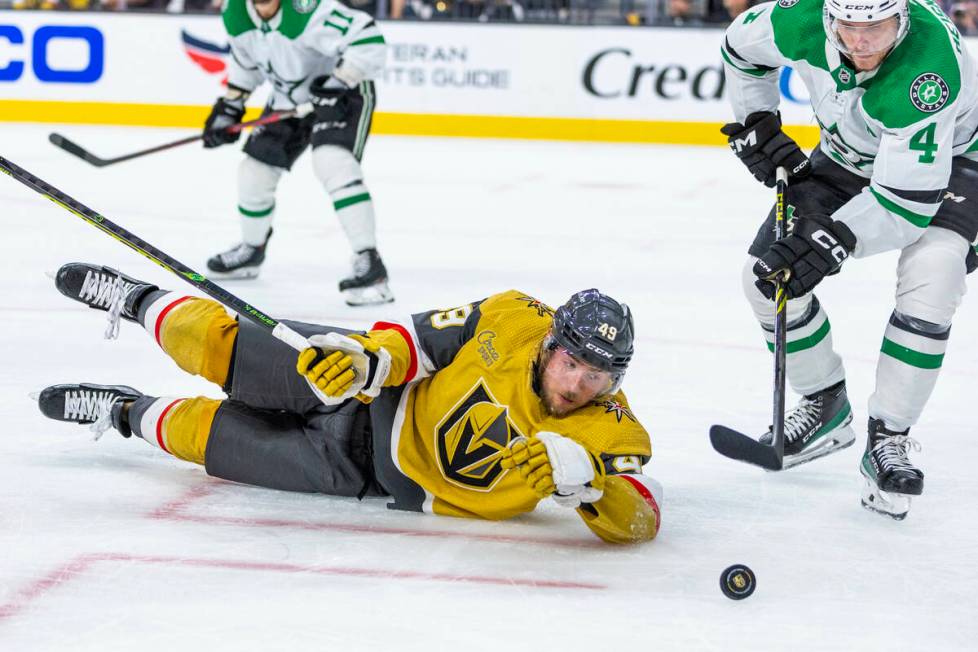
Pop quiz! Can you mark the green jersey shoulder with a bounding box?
[222,0,326,40]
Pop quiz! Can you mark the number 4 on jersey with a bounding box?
[910,123,938,163]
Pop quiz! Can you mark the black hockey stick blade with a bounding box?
[709,425,784,471]
[48,133,110,167]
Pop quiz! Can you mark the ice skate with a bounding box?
[860,418,923,520]
[339,248,395,306]
[206,230,272,280]
[55,263,158,323]
[759,381,855,469]
[35,382,143,438]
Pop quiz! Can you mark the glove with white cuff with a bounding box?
[501,432,606,507]
[296,332,391,405]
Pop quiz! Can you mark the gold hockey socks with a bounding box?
[142,294,238,387]
[129,396,221,465]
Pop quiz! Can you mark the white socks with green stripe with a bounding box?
[313,145,377,252]
[238,156,283,246]
[742,259,845,395]
[869,312,949,431]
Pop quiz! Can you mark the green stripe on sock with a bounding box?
[869,188,931,228]
[333,192,371,211]
[765,318,831,354]
[880,338,944,369]
[238,204,274,218]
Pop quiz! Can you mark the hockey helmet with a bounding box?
[823,0,909,59]
[546,289,634,394]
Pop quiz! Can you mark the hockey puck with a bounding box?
[719,564,756,600]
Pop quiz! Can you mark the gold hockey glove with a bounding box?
[296,332,391,405]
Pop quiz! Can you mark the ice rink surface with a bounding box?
[1,124,976,651]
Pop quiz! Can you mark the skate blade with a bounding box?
[860,470,911,520]
[206,267,261,280]
[769,426,856,471]
[343,282,395,307]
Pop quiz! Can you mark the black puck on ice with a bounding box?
[719,564,756,600]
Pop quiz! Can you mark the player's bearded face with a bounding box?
[834,17,899,69]
[538,345,613,417]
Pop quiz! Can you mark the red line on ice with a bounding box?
[0,553,604,621]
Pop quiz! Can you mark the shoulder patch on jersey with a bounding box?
[909,73,951,112]
[516,295,554,318]
[593,398,636,423]
[292,0,317,13]
[861,0,962,128]
[278,0,320,39]
[777,0,799,7]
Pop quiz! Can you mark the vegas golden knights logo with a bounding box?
[435,380,524,490]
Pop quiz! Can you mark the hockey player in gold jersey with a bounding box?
[37,263,662,544]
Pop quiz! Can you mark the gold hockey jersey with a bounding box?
[363,290,661,544]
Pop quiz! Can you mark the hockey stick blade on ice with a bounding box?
[709,425,784,471]
[0,153,313,355]
[48,103,313,168]
[710,167,790,471]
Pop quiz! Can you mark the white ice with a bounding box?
[1,125,977,651]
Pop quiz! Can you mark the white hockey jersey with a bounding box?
[222,0,386,110]
[722,0,978,255]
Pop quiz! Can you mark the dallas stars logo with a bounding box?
[594,399,635,423]
[910,73,950,113]
[516,296,553,317]
[258,61,308,105]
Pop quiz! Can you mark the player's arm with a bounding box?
[831,116,955,257]
[721,3,810,186]
[307,1,386,90]
[502,435,661,544]
[577,469,662,545]
[205,9,263,148]
[296,295,491,403]
[721,3,783,122]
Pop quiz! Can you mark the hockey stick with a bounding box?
[0,154,312,354]
[48,103,314,168]
[709,167,790,471]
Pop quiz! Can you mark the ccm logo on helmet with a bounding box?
[585,342,614,359]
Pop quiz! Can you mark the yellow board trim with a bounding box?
[0,99,821,148]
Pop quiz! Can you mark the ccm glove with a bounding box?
[501,433,606,507]
[753,214,857,299]
[721,111,811,187]
[309,74,352,125]
[296,332,391,405]
[203,96,246,148]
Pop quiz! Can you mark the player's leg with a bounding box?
[206,112,312,279]
[310,81,393,306]
[861,163,976,518]
[54,262,238,388]
[743,151,863,465]
[36,384,384,497]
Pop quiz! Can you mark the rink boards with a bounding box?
[0,11,827,145]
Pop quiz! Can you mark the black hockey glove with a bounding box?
[721,111,811,187]
[753,214,857,299]
[310,75,352,125]
[202,96,246,148]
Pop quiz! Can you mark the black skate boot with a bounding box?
[339,248,395,306]
[206,229,272,280]
[55,263,158,323]
[860,418,923,520]
[759,380,855,469]
[36,383,143,439]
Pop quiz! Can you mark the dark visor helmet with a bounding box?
[546,289,634,393]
